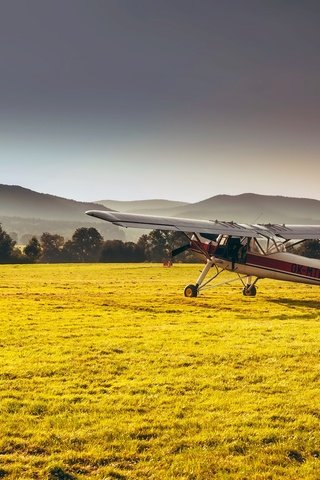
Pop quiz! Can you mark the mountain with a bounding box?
[99,193,320,241]
[99,193,320,224]
[2,185,320,244]
[0,184,123,242]
[97,199,189,215]
[172,193,320,224]
[0,184,109,221]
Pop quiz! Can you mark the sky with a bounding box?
[1,0,320,203]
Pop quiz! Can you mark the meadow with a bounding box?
[0,263,320,480]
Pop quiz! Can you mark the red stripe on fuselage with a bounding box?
[246,253,320,280]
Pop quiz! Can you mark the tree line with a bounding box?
[1,223,320,264]
[0,225,196,264]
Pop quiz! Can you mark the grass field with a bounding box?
[1,263,320,480]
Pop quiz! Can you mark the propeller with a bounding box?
[171,243,191,258]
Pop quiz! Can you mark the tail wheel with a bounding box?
[184,284,198,298]
[242,285,257,297]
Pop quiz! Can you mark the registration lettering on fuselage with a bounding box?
[291,264,320,279]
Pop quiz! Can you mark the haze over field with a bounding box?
[2,184,320,243]
[0,1,319,202]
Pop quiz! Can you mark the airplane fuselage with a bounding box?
[213,251,320,286]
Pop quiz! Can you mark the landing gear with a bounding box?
[184,258,216,297]
[182,257,260,299]
[184,284,198,297]
[242,284,257,297]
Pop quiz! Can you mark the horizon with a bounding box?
[2,183,320,205]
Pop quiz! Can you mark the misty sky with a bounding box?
[1,0,320,202]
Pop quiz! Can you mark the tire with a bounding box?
[184,284,198,298]
[242,285,257,297]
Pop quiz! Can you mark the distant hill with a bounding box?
[0,184,123,242]
[0,184,110,221]
[98,193,320,242]
[98,193,320,224]
[172,193,320,224]
[97,199,189,215]
[2,185,320,244]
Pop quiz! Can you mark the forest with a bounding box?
[0,224,197,264]
[0,224,319,264]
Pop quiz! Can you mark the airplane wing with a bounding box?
[255,224,320,240]
[86,210,259,236]
[86,210,320,239]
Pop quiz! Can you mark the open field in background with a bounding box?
[0,264,320,479]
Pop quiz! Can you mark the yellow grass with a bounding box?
[0,263,320,479]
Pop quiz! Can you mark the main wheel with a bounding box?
[184,284,198,298]
[242,285,257,297]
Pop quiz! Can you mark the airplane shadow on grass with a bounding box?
[267,297,320,310]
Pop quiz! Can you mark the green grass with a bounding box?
[0,263,320,479]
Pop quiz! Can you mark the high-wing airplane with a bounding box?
[86,210,320,297]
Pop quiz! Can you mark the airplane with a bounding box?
[86,210,320,297]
